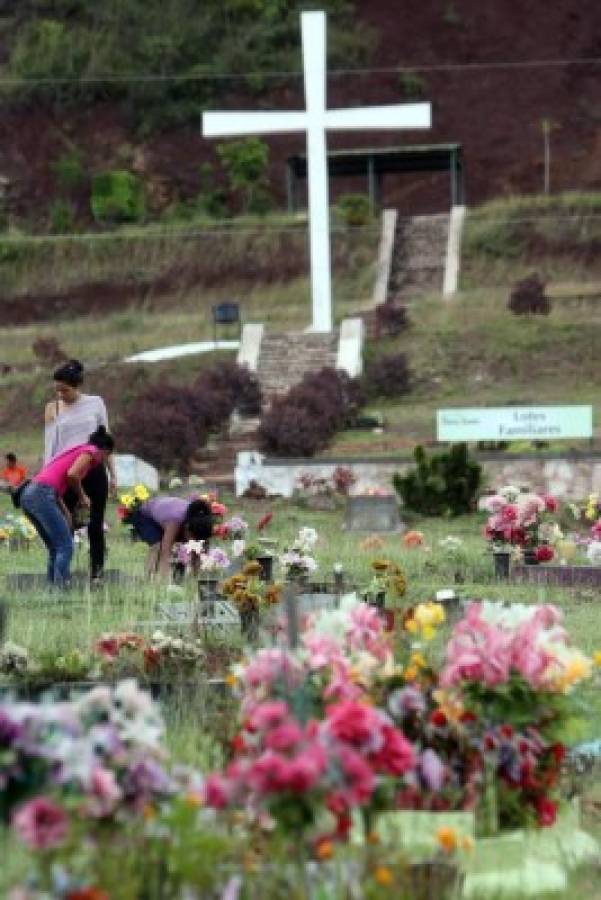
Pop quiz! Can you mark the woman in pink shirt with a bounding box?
[21,427,115,588]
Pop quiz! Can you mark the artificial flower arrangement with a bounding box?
[438,601,591,831]
[94,630,206,679]
[0,513,37,544]
[566,493,601,565]
[364,559,407,609]
[203,596,415,845]
[116,483,151,531]
[221,562,283,614]
[483,484,560,563]
[279,527,319,579]
[0,641,90,685]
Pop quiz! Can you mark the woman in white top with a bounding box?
[44,359,117,584]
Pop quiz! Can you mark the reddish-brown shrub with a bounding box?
[508,274,551,315]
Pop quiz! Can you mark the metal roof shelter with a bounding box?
[285,143,464,212]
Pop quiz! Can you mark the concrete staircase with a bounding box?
[190,330,339,488]
[388,213,450,302]
[255,331,338,402]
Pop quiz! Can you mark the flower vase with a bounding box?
[240,606,260,642]
[523,548,539,566]
[493,550,511,579]
[256,554,274,583]
[197,576,219,603]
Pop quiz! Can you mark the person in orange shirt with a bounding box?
[1,453,27,488]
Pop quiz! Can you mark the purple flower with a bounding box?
[0,708,22,744]
[419,749,445,791]
[122,758,173,803]
[388,686,426,718]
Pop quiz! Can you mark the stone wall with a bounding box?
[235,451,601,499]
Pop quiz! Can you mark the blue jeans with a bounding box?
[21,482,73,586]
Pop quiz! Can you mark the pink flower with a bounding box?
[591,520,601,541]
[500,504,518,524]
[419,749,446,791]
[247,701,290,732]
[370,723,415,775]
[337,746,375,805]
[12,797,69,850]
[265,721,305,751]
[203,773,235,809]
[543,495,558,513]
[281,745,328,793]
[87,766,123,817]
[325,701,381,749]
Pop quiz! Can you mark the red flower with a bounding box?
[257,512,273,531]
[430,709,448,728]
[370,723,415,776]
[116,505,128,521]
[549,743,566,765]
[534,796,557,827]
[535,545,554,562]
[543,495,558,513]
[460,711,477,724]
[500,724,514,740]
[143,647,161,671]
[213,523,229,539]
[67,890,109,900]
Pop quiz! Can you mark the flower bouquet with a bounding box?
[0,513,37,550]
[116,483,151,536]
[279,528,319,582]
[483,485,560,566]
[222,562,283,640]
[364,559,407,613]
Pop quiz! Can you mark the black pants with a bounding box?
[64,465,108,579]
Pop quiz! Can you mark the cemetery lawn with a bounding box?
[2,490,601,897]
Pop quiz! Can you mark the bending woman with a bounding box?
[131,496,214,579]
[22,427,115,588]
[44,359,117,584]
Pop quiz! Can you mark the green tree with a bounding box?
[217,138,272,215]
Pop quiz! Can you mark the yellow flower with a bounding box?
[120,493,134,508]
[184,791,204,807]
[422,625,436,642]
[593,651,601,667]
[225,673,238,688]
[373,866,394,886]
[315,839,334,861]
[410,651,426,669]
[134,484,150,501]
[404,665,419,682]
[436,826,458,854]
[404,618,418,635]
[460,836,474,853]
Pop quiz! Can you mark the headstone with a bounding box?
[511,565,601,588]
[157,602,195,625]
[114,454,159,491]
[297,592,339,615]
[345,495,403,532]
[5,570,138,591]
[196,598,240,637]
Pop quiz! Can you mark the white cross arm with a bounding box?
[324,102,432,131]
[203,111,307,138]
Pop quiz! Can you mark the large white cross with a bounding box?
[202,10,431,332]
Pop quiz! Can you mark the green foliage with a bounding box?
[4,1,372,133]
[394,443,482,516]
[48,199,76,233]
[52,148,86,191]
[398,69,428,99]
[217,138,272,215]
[91,170,146,223]
[333,193,373,228]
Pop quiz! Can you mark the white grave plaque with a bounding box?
[114,454,160,491]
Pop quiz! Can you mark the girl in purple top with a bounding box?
[134,496,215,579]
[21,427,115,588]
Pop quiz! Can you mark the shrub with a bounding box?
[52,148,86,192]
[394,443,482,516]
[374,302,409,337]
[48,199,76,234]
[195,362,262,417]
[508,273,551,315]
[258,368,363,457]
[334,193,373,228]
[32,336,67,366]
[91,170,145,223]
[216,138,272,215]
[362,353,412,399]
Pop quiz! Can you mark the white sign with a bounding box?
[437,406,593,442]
[202,10,431,333]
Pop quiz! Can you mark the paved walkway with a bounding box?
[124,339,240,364]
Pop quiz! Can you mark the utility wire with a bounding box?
[0,56,601,86]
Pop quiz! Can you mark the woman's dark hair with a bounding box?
[53,358,84,387]
[184,498,214,541]
[88,425,114,453]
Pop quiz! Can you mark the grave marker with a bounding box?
[345,495,402,532]
[202,10,431,332]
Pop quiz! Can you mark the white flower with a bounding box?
[586,541,601,565]
[169,476,184,489]
[232,539,246,558]
[296,527,318,552]
[499,485,521,503]
[183,539,205,556]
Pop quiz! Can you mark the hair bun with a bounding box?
[67,359,84,375]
